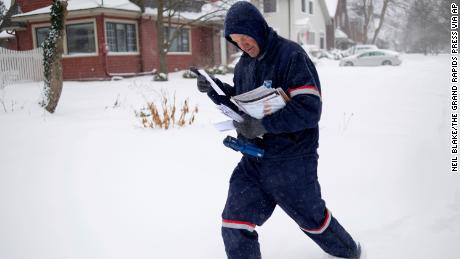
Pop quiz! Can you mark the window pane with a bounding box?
[263,0,276,13]
[115,23,127,52]
[126,24,137,52]
[35,27,50,48]
[106,22,117,51]
[66,23,96,54]
[181,29,189,52]
[106,22,138,52]
[302,0,306,12]
[309,1,313,14]
[165,27,190,53]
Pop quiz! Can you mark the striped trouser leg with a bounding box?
[301,209,360,258]
[263,156,360,258]
[221,158,276,259]
[221,220,261,259]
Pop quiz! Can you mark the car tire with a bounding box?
[344,61,354,66]
[382,60,392,66]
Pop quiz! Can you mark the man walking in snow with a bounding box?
[195,2,362,258]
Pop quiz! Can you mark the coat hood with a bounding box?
[224,1,270,56]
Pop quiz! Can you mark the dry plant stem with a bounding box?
[139,92,198,129]
[0,100,7,113]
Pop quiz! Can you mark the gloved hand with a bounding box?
[190,66,214,93]
[233,114,267,139]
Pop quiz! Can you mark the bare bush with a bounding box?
[136,91,198,129]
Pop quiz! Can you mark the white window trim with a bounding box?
[104,18,140,56]
[263,0,278,14]
[31,23,50,49]
[33,21,98,58]
[165,25,192,55]
[63,18,99,58]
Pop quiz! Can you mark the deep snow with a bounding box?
[0,54,458,259]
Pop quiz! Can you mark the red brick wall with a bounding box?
[0,36,18,50]
[61,15,145,80]
[63,56,105,80]
[62,15,106,80]
[165,26,221,72]
[106,55,142,74]
[16,0,52,13]
[139,17,157,71]
[16,25,34,50]
[197,27,214,65]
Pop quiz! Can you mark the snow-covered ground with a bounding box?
[0,54,457,259]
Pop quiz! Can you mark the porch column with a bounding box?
[220,30,227,65]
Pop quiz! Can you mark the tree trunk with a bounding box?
[371,0,390,44]
[362,0,373,43]
[45,1,67,113]
[156,0,168,75]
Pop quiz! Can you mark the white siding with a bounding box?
[253,0,329,49]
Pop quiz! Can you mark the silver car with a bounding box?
[339,50,402,66]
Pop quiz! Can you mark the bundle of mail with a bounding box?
[231,85,289,119]
[197,69,289,131]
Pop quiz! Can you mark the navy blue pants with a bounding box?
[221,155,359,259]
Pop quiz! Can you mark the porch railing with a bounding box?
[0,47,44,88]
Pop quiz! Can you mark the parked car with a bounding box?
[339,50,402,66]
[343,44,379,56]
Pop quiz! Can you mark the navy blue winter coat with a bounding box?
[215,1,323,159]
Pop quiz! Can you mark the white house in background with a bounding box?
[251,0,332,49]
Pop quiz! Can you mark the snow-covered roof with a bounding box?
[324,0,338,17]
[13,0,141,18]
[143,1,226,23]
[0,30,15,39]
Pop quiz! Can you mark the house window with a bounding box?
[66,22,96,54]
[35,26,50,47]
[309,0,314,14]
[165,27,190,53]
[307,31,315,45]
[301,0,306,13]
[106,22,138,52]
[263,0,276,13]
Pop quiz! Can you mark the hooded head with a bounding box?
[224,1,270,58]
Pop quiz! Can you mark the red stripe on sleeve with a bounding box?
[288,85,317,93]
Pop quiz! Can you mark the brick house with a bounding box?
[4,0,226,80]
[334,0,364,48]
